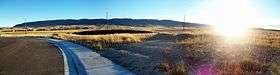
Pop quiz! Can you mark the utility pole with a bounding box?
[24,18,27,30]
[106,12,109,25]
[106,12,109,20]
[183,15,186,31]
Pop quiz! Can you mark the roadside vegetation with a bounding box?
[1,25,280,75]
[176,29,280,75]
[56,30,156,51]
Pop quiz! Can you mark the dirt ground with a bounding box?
[0,37,64,75]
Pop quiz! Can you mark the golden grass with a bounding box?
[59,33,143,43]
[2,27,280,74]
[249,31,280,48]
[175,29,280,74]
[0,29,90,37]
[176,29,280,48]
[54,33,155,51]
[58,28,280,74]
[176,34,217,47]
[55,33,154,51]
[156,62,188,75]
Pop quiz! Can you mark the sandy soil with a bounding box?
[0,37,64,75]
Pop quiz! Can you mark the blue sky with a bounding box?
[0,0,279,27]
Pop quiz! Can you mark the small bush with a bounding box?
[171,63,188,75]
[239,60,264,72]
[157,63,171,72]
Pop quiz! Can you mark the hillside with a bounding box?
[13,18,205,27]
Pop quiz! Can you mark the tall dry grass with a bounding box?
[55,33,156,51]
[57,33,156,43]
[175,29,280,75]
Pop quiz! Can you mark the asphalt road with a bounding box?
[0,37,64,75]
[48,39,134,75]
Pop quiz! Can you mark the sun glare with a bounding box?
[214,25,247,38]
[197,0,261,37]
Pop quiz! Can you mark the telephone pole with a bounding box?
[24,18,27,29]
[106,12,108,20]
[106,12,109,25]
[183,15,186,31]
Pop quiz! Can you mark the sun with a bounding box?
[196,0,261,37]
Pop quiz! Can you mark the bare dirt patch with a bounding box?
[0,38,64,75]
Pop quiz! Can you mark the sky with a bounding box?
[0,0,280,27]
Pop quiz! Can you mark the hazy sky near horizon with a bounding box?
[0,0,280,27]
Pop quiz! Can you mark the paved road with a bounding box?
[0,38,64,75]
[48,39,134,75]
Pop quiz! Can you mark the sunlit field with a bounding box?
[1,25,280,75]
[1,16,279,75]
[2,0,280,75]
[35,26,277,75]
[177,28,280,75]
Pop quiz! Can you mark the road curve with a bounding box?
[0,38,64,75]
[48,39,87,75]
[48,39,134,75]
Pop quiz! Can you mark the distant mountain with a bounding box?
[14,18,206,27]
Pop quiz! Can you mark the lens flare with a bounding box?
[195,0,261,37]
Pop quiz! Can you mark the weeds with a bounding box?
[175,29,280,75]
[156,62,188,75]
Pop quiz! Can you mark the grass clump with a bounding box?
[176,34,218,47]
[156,62,188,75]
[269,64,280,75]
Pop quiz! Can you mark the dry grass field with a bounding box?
[55,28,280,75]
[0,38,64,75]
[176,29,280,75]
[1,26,280,75]
[0,29,90,37]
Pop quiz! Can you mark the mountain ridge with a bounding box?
[14,18,205,27]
